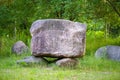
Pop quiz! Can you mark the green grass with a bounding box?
[0,30,31,56]
[0,68,119,80]
[0,55,120,80]
[0,31,120,80]
[86,30,120,55]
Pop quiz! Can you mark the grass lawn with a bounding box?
[0,54,120,80]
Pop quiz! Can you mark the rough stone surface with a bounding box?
[16,56,48,64]
[95,45,120,61]
[56,58,78,67]
[30,19,86,58]
[12,41,29,55]
[95,46,107,58]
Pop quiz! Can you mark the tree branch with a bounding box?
[106,0,120,17]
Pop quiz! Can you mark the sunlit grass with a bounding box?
[0,68,120,80]
[86,31,120,55]
[0,55,120,80]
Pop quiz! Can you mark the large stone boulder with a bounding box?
[12,41,29,55]
[30,19,86,58]
[95,45,120,61]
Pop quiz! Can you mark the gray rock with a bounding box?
[95,45,120,61]
[95,46,107,59]
[17,56,48,64]
[12,41,29,55]
[30,19,86,58]
[56,58,78,67]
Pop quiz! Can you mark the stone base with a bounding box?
[17,56,78,67]
[16,56,48,65]
[56,58,78,67]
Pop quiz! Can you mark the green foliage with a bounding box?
[0,0,120,37]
